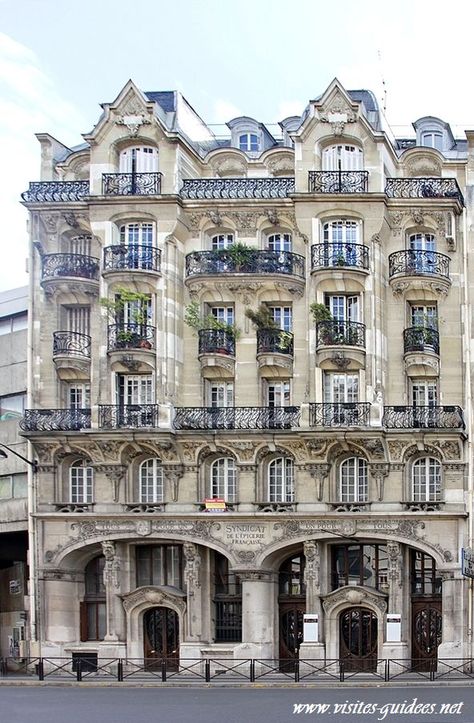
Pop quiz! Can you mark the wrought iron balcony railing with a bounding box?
[99,404,160,429]
[385,177,464,204]
[180,177,295,199]
[311,243,369,271]
[308,171,369,194]
[53,331,91,358]
[107,323,156,352]
[185,250,305,278]
[20,408,91,431]
[388,249,450,279]
[103,245,161,273]
[21,180,90,203]
[41,253,100,281]
[173,406,301,430]
[198,329,235,356]
[102,172,162,196]
[403,327,440,356]
[309,402,371,427]
[316,320,366,348]
[382,405,464,429]
[256,328,294,356]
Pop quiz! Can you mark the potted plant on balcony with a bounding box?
[217,242,255,272]
[310,302,334,345]
[245,304,292,352]
[184,302,240,354]
[100,287,152,348]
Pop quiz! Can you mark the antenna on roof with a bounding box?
[377,49,387,114]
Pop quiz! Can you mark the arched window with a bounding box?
[139,458,164,503]
[323,145,363,171]
[70,460,93,503]
[214,552,242,642]
[267,233,292,251]
[268,458,294,502]
[210,458,236,502]
[211,232,234,250]
[322,220,360,267]
[339,457,367,502]
[119,146,158,173]
[80,556,105,641]
[409,232,436,253]
[412,458,441,502]
[279,553,305,596]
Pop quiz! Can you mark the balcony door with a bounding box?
[117,374,154,426]
[119,223,154,269]
[323,145,363,171]
[412,382,438,427]
[207,382,234,429]
[120,147,158,174]
[323,373,359,425]
[65,306,90,336]
[327,295,360,322]
[409,233,436,272]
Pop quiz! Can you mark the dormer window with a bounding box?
[239,133,259,152]
[421,132,443,151]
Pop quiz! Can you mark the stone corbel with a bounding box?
[306,463,330,501]
[164,464,184,502]
[369,463,390,501]
[94,465,126,503]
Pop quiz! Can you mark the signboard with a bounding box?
[462,548,474,578]
[204,498,227,512]
[303,614,319,643]
[386,614,401,642]
[9,580,21,595]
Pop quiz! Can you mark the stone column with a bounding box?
[101,540,120,641]
[300,540,325,661]
[233,570,275,660]
[438,571,466,658]
[183,542,201,641]
[382,541,409,661]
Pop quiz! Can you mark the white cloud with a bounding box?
[0,32,86,291]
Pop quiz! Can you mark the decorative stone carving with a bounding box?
[352,438,385,459]
[227,282,263,304]
[319,95,357,136]
[95,441,124,461]
[279,440,309,461]
[226,211,260,232]
[306,464,330,501]
[236,569,273,581]
[94,465,126,502]
[207,209,223,226]
[405,153,442,178]
[388,210,407,236]
[387,441,407,461]
[115,107,151,137]
[322,586,387,614]
[41,213,59,233]
[434,545,454,563]
[121,586,186,615]
[119,355,141,372]
[274,281,305,297]
[164,464,184,501]
[101,540,120,588]
[387,541,402,587]
[410,207,425,226]
[305,439,328,457]
[430,440,460,460]
[369,463,390,501]
[40,568,83,582]
[264,154,294,176]
[232,441,257,462]
[236,550,256,564]
[263,208,280,225]
[62,212,88,229]
[211,155,247,177]
[331,352,350,369]
[303,540,320,589]
[183,543,201,589]
[179,442,204,463]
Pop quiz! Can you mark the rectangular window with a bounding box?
[136,545,183,589]
[84,603,106,641]
[412,382,437,407]
[64,306,90,336]
[0,313,27,335]
[211,234,234,250]
[0,393,26,420]
[69,235,92,256]
[326,295,360,322]
[323,373,359,403]
[410,304,437,328]
[266,381,290,407]
[208,382,234,408]
[70,466,93,504]
[269,306,292,331]
[210,306,234,325]
[67,384,91,409]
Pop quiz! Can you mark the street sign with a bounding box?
[462,548,474,578]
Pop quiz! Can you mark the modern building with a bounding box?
[18,78,472,671]
[0,286,28,658]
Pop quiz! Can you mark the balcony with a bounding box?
[185,250,305,280]
[308,171,368,194]
[173,406,301,430]
[41,253,100,296]
[98,404,160,429]
[180,177,295,199]
[316,320,366,369]
[21,180,90,203]
[256,328,294,376]
[309,402,371,427]
[107,323,156,353]
[388,250,451,296]
[311,243,369,272]
[20,408,91,432]
[53,331,91,380]
[382,405,464,429]
[385,177,464,205]
[102,172,162,195]
[198,329,235,379]
[403,326,440,377]
[103,245,161,275]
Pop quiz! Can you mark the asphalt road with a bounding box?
[2,685,474,723]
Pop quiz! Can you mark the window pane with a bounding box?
[12,473,27,498]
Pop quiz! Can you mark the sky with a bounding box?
[1,0,474,291]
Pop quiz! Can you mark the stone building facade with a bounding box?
[19,79,471,669]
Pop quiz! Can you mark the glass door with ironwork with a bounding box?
[339,607,378,671]
[143,606,179,671]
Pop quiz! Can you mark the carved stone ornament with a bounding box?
[62,213,88,230]
[183,542,201,589]
[236,550,256,564]
[305,464,330,501]
[179,441,204,463]
[121,586,186,615]
[101,540,120,588]
[95,440,124,461]
[94,465,126,503]
[305,438,328,457]
[319,96,357,136]
[164,464,184,501]
[388,210,408,236]
[236,568,272,581]
[227,282,263,305]
[41,213,59,233]
[322,586,387,614]
[232,441,257,462]
[115,105,151,137]
[369,463,390,501]
[405,153,442,178]
[303,540,320,588]
[211,155,247,177]
[227,211,260,233]
[387,440,407,461]
[387,541,402,586]
[264,208,280,226]
[264,154,294,176]
[331,352,351,369]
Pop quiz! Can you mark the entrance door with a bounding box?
[279,603,305,671]
[143,607,179,670]
[339,607,378,671]
[411,600,442,671]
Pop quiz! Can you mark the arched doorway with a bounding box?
[339,607,378,671]
[278,552,305,670]
[143,607,179,670]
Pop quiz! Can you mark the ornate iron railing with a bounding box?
[103,245,161,273]
[180,177,295,199]
[21,180,90,202]
[308,171,368,193]
[20,408,91,431]
[311,243,369,271]
[198,329,235,356]
[382,405,464,429]
[389,249,450,279]
[98,404,160,429]
[185,250,305,278]
[316,320,366,348]
[403,327,440,355]
[107,323,156,352]
[173,406,300,430]
[385,177,464,204]
[53,331,91,358]
[102,172,162,196]
[256,328,294,356]
[41,253,100,281]
[309,402,371,427]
